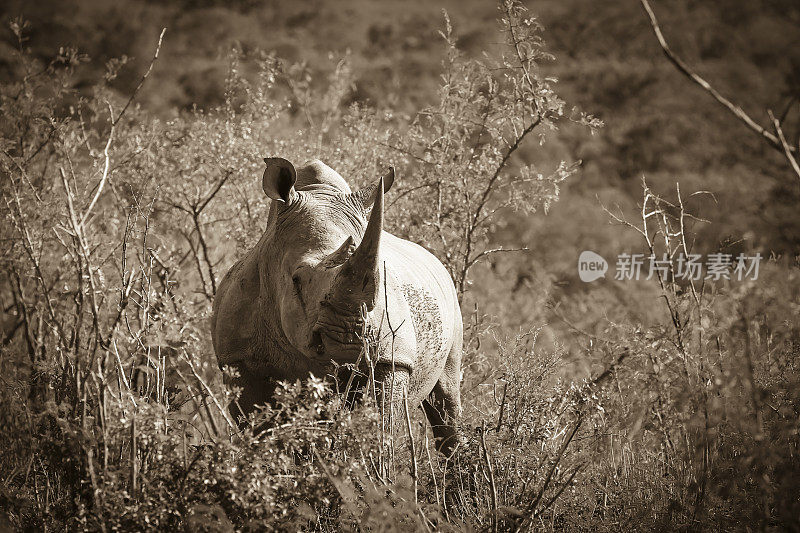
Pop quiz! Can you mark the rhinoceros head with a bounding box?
[260,158,394,366]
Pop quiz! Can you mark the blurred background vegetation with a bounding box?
[5,0,797,339]
[1,0,799,530]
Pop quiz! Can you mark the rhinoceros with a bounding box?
[211,158,462,453]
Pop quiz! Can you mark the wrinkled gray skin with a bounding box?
[211,158,462,453]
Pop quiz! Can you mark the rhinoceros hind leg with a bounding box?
[422,346,462,456]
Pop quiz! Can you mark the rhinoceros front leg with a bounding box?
[371,363,411,429]
[226,363,279,427]
[422,344,462,456]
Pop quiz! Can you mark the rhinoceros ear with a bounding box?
[353,167,395,209]
[262,157,297,203]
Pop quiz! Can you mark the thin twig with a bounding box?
[79,102,114,227]
[181,350,236,432]
[114,28,166,126]
[130,412,138,497]
[518,417,582,531]
[535,463,583,519]
[768,109,800,181]
[480,424,499,533]
[402,390,418,504]
[465,246,529,271]
[459,118,541,296]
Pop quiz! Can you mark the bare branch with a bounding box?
[191,211,217,298]
[640,0,794,156]
[180,349,236,432]
[458,118,541,296]
[197,169,234,214]
[466,246,529,271]
[768,109,800,181]
[479,424,499,533]
[80,101,115,227]
[114,28,166,126]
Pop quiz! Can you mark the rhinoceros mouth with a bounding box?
[310,327,413,375]
[311,297,369,358]
[309,328,364,362]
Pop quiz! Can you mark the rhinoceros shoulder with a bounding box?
[211,252,261,366]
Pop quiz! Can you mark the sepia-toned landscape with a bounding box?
[1,0,798,530]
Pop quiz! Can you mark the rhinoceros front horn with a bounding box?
[326,174,386,312]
